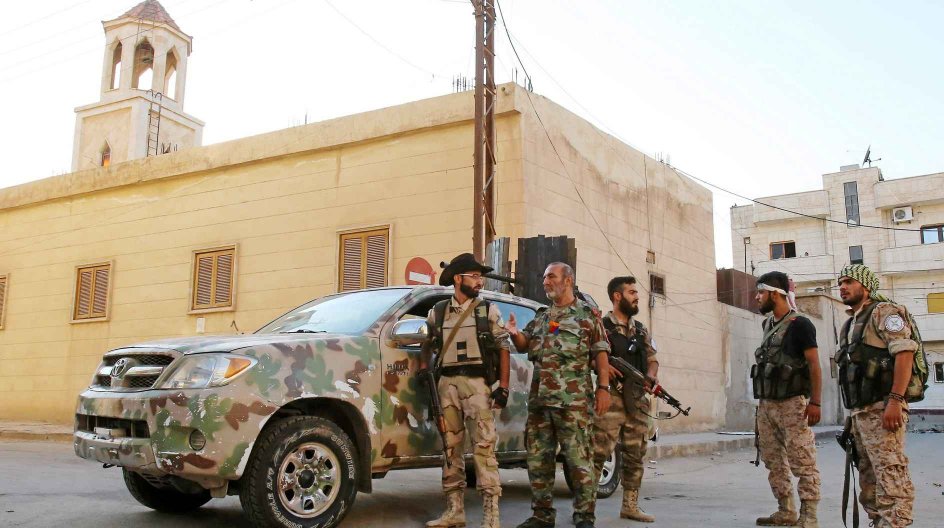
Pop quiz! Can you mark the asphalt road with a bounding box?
[1,434,941,527]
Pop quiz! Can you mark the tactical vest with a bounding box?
[431,299,500,385]
[751,311,811,400]
[836,302,898,409]
[603,317,648,374]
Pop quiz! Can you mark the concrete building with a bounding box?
[731,165,944,411]
[0,2,723,430]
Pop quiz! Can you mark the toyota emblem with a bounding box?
[110,358,132,379]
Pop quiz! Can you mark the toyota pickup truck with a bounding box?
[73,285,621,527]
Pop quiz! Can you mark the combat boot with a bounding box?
[481,493,499,528]
[797,500,818,528]
[756,495,798,526]
[427,490,466,528]
[514,517,554,528]
[620,488,655,522]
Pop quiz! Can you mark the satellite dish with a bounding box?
[862,145,871,166]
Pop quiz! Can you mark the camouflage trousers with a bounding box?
[852,406,914,528]
[757,396,821,501]
[592,387,650,490]
[525,406,596,524]
[438,374,501,496]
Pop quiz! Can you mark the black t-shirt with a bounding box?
[767,314,817,358]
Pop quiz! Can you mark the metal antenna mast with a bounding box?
[472,0,497,260]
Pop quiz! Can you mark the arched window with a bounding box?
[132,40,154,89]
[164,50,178,99]
[101,143,111,167]
[110,42,122,90]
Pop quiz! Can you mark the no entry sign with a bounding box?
[404,257,436,285]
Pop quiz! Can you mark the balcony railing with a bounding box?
[753,254,836,282]
[880,243,944,274]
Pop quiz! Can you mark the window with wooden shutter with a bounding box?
[73,264,111,320]
[0,275,7,329]
[191,247,236,311]
[339,228,389,292]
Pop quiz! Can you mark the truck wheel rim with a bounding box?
[599,451,617,485]
[277,442,341,518]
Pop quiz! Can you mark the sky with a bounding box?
[1,0,943,269]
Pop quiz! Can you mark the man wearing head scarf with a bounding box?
[836,264,918,528]
[751,272,822,527]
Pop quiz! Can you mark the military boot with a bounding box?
[480,493,499,528]
[756,495,798,526]
[427,491,466,528]
[620,488,655,522]
[514,517,554,528]
[797,500,818,528]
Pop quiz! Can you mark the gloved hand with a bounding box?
[490,387,509,409]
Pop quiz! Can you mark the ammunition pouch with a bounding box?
[751,361,810,400]
[478,331,500,386]
[836,343,894,410]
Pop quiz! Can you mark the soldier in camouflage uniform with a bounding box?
[420,253,512,528]
[751,272,822,528]
[837,265,916,528]
[591,276,659,523]
[507,262,611,528]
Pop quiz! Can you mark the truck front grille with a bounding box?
[91,349,179,392]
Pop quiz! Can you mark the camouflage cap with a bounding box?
[839,263,879,293]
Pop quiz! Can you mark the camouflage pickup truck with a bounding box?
[74,285,621,527]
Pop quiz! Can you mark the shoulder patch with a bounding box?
[883,314,905,333]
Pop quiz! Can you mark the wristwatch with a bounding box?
[597,384,610,391]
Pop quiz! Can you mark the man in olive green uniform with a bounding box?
[751,271,822,528]
[507,262,611,528]
[836,264,918,528]
[420,253,512,528]
[591,276,659,523]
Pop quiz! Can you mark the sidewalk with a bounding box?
[0,420,844,458]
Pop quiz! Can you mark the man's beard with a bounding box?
[842,291,864,307]
[460,282,479,298]
[545,285,563,301]
[759,298,775,315]
[619,297,639,316]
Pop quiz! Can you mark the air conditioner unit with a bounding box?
[892,206,913,223]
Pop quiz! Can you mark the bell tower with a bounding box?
[72,0,204,171]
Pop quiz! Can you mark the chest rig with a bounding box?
[751,311,811,400]
[431,298,500,384]
[603,317,648,374]
[836,302,894,409]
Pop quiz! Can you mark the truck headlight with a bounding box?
[155,354,256,389]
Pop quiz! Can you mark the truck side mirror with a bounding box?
[391,319,428,347]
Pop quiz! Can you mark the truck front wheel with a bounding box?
[122,469,211,512]
[240,416,358,528]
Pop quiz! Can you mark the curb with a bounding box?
[645,428,843,460]
[0,430,73,443]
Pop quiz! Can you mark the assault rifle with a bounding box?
[609,355,691,417]
[423,369,450,470]
[837,416,860,527]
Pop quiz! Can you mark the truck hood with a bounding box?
[109,333,353,356]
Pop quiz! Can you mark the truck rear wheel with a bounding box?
[122,469,211,512]
[240,416,358,528]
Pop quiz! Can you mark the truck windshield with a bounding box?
[256,289,409,335]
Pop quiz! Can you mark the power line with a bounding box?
[0,0,93,38]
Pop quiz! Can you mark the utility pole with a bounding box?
[472,0,497,261]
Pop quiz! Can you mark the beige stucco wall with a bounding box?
[75,108,133,168]
[0,84,722,430]
[517,93,724,432]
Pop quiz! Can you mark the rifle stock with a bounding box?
[609,355,691,416]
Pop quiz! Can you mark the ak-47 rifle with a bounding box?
[609,355,691,417]
[837,416,861,527]
[422,369,450,470]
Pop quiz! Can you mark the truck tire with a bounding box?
[240,416,358,528]
[563,448,621,499]
[122,469,211,512]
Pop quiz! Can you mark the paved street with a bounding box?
[1,434,941,527]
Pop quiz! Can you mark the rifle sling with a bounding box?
[435,298,482,370]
